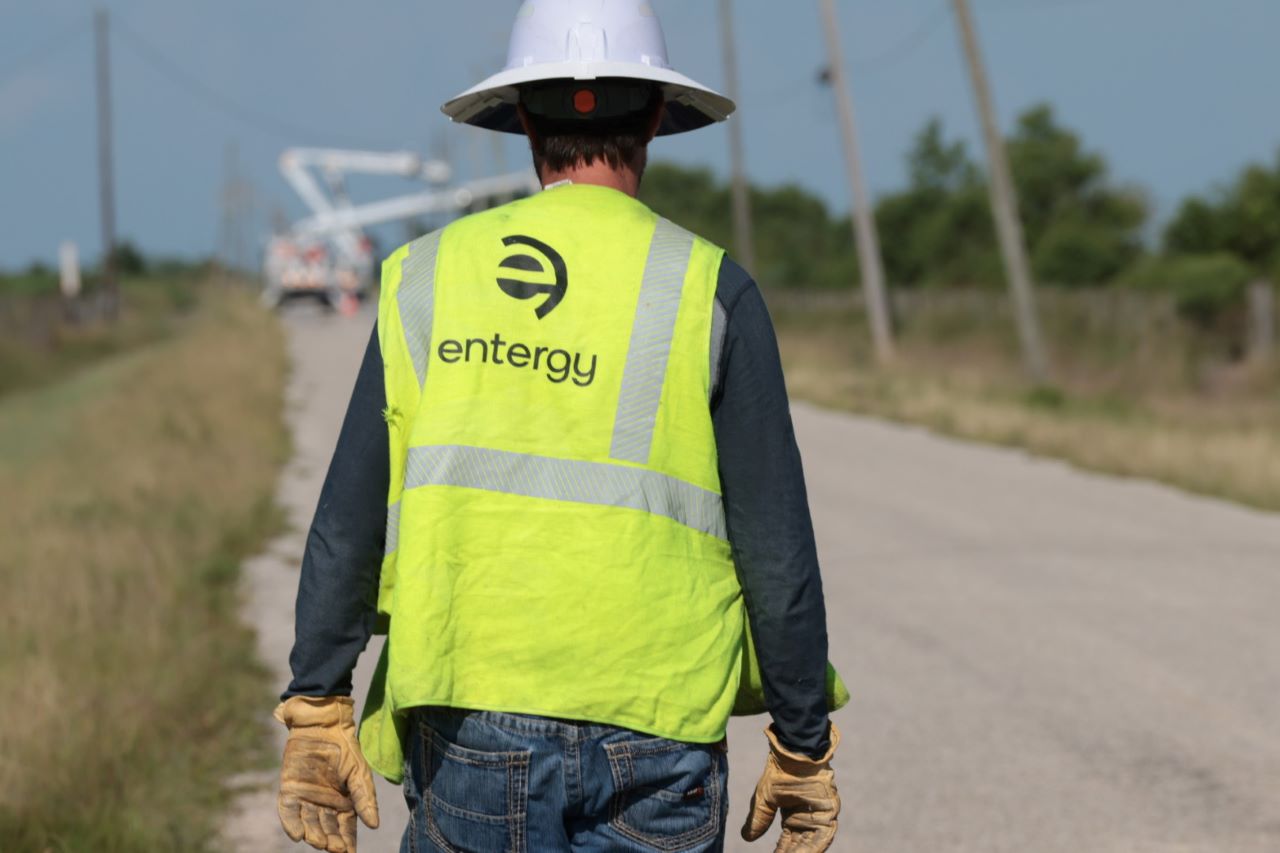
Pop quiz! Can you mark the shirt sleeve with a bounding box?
[284,324,389,699]
[712,258,833,759]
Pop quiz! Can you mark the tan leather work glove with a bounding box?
[742,722,841,852]
[275,696,380,853]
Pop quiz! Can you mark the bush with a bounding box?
[1120,253,1253,328]
[110,241,148,276]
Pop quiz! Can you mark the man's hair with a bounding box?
[521,84,663,174]
[529,127,652,174]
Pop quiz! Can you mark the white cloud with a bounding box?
[0,71,61,136]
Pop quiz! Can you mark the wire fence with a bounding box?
[0,287,119,350]
[766,281,1278,381]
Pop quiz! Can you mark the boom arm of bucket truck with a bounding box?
[291,170,544,238]
[278,148,455,265]
[268,147,542,309]
[279,147,541,251]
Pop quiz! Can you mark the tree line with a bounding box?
[639,103,1279,326]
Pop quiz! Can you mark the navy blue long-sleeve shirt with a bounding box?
[286,257,833,757]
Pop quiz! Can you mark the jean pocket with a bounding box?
[604,737,723,852]
[422,725,531,853]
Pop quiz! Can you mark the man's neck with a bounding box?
[540,162,642,198]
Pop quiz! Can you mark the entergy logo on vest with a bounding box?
[433,234,598,387]
[496,235,567,319]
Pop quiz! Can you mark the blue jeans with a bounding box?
[400,708,729,852]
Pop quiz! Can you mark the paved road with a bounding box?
[226,305,1280,852]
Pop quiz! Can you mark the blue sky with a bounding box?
[2,0,1278,268]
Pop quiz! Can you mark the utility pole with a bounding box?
[951,0,1049,383]
[219,142,252,277]
[94,7,119,320]
[718,0,756,275]
[818,0,894,364]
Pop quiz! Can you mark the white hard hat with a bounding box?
[442,0,735,136]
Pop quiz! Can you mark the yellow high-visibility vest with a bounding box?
[359,184,846,781]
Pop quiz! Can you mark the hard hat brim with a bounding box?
[441,61,736,136]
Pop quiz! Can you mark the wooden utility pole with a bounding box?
[218,142,252,276]
[718,0,756,274]
[818,0,894,364]
[94,7,119,319]
[951,0,1049,383]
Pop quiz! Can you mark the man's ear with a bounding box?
[517,103,538,146]
[645,101,665,143]
[517,103,547,185]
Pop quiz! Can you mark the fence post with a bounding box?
[1248,279,1275,363]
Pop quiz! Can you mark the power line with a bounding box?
[987,0,1121,11]
[850,2,951,72]
[844,0,1150,74]
[110,17,374,146]
[0,20,89,89]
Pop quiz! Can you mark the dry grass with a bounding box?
[0,288,288,851]
[772,291,1280,513]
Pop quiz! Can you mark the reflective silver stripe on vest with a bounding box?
[404,445,727,540]
[609,219,696,464]
[398,230,442,388]
[709,296,728,402]
[384,500,401,555]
